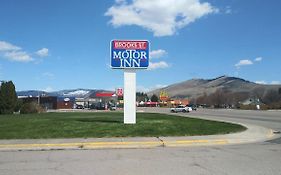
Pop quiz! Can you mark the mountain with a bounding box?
[17,90,46,97]
[17,76,281,100]
[148,76,281,99]
[17,89,112,98]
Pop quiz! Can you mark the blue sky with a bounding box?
[1,0,281,92]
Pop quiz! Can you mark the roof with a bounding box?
[95,92,115,97]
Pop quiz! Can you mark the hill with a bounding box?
[148,76,281,100]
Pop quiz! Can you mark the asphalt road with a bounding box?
[142,108,281,137]
[1,108,281,175]
[143,108,281,145]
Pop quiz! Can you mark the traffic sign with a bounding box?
[111,40,149,69]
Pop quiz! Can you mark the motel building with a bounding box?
[19,96,75,110]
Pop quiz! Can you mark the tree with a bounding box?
[263,90,280,105]
[136,92,148,102]
[196,92,208,105]
[251,87,266,100]
[208,89,226,108]
[150,94,159,102]
[0,81,18,114]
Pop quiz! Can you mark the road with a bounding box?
[0,108,281,175]
[143,108,281,136]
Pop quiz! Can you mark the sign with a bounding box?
[64,98,70,102]
[111,40,149,69]
[159,90,169,101]
[110,39,150,124]
[116,88,123,97]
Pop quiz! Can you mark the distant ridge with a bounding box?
[17,89,113,98]
[17,76,281,100]
[148,76,281,99]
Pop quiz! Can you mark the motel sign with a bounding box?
[111,40,149,68]
[110,40,150,124]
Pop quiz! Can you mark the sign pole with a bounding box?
[124,69,136,124]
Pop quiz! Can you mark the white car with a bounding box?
[170,105,192,113]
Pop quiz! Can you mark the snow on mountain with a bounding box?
[63,90,90,96]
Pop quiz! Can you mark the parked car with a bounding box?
[89,103,105,110]
[96,103,106,110]
[76,104,84,109]
[109,105,117,111]
[186,104,197,111]
[170,105,192,113]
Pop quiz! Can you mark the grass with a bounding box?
[0,112,246,139]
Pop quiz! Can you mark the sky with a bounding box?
[0,0,281,92]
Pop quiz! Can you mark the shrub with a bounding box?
[14,99,23,113]
[20,102,45,114]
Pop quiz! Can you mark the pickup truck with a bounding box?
[170,105,192,113]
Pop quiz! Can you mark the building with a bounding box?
[240,98,261,106]
[167,99,189,107]
[20,96,75,110]
[73,91,119,109]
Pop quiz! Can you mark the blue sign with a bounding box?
[111,40,149,69]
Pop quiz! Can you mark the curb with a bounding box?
[0,128,276,151]
[0,139,231,151]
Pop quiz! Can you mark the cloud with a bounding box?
[36,48,49,57]
[148,61,170,70]
[0,41,33,62]
[137,84,167,92]
[235,56,263,69]
[4,51,33,62]
[147,49,169,70]
[0,40,49,62]
[255,80,280,85]
[150,49,167,59]
[42,86,54,92]
[271,81,280,85]
[235,59,253,68]
[254,57,262,62]
[255,81,267,85]
[0,41,21,51]
[105,0,218,36]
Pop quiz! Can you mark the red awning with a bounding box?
[96,93,115,97]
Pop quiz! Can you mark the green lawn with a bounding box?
[0,112,246,139]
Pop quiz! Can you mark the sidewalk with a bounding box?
[0,123,277,151]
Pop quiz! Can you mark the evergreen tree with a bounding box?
[0,81,17,114]
[150,94,159,102]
